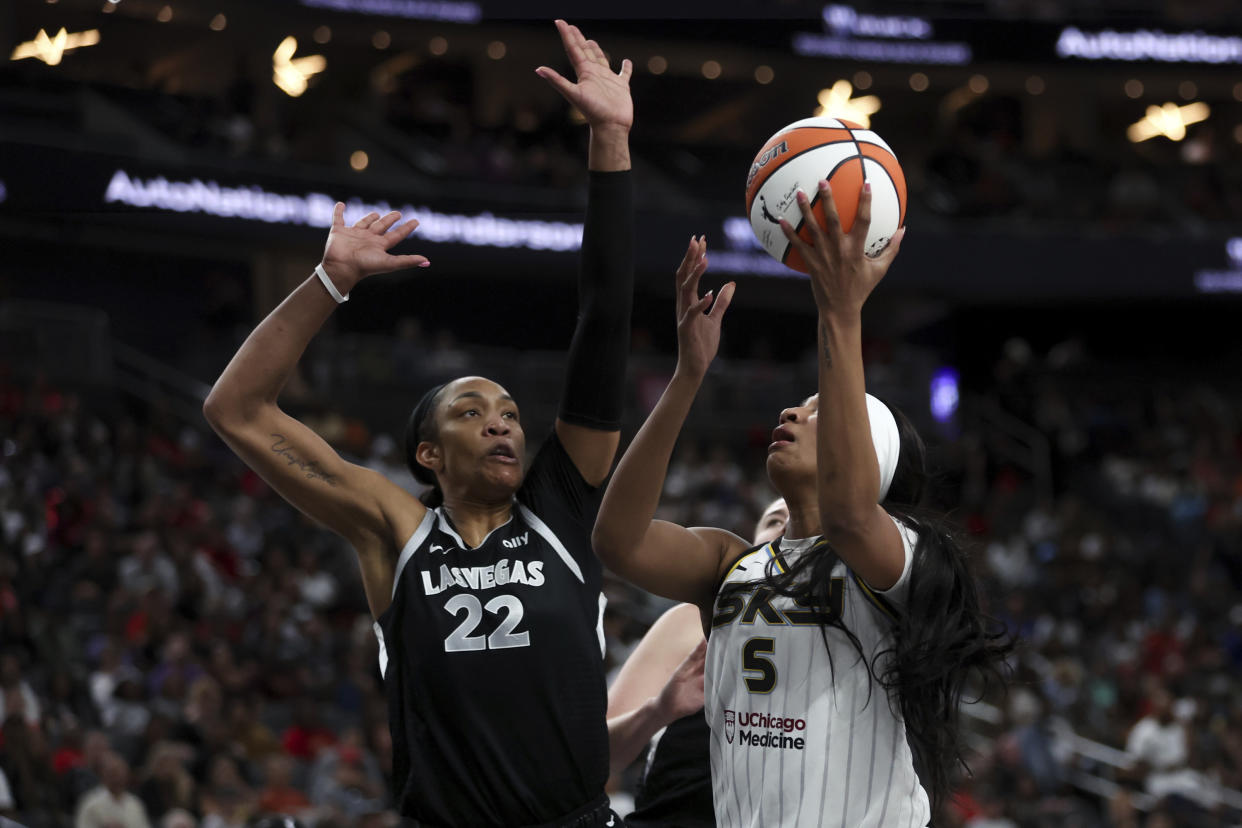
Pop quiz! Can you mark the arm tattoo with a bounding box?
[270,434,339,486]
[818,320,833,367]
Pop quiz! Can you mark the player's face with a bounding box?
[427,377,526,497]
[765,394,819,486]
[752,498,788,545]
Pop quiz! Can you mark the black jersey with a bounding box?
[374,432,609,826]
[626,713,715,828]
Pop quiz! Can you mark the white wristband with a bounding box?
[315,263,350,303]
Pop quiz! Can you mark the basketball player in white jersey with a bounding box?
[593,186,1011,826]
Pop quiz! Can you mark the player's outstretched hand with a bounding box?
[779,181,905,317]
[319,202,429,292]
[674,236,735,381]
[535,19,632,133]
[656,639,707,723]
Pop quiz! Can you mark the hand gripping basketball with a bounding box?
[780,181,905,316]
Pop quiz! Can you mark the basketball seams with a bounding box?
[859,146,907,227]
[780,154,861,267]
[747,138,858,206]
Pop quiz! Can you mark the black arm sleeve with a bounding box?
[557,169,633,431]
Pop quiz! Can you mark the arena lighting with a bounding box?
[1228,238,1242,266]
[1194,238,1242,293]
[10,28,100,65]
[822,5,931,40]
[793,33,970,65]
[101,169,584,252]
[298,0,481,23]
[1056,26,1242,64]
[1126,101,1209,142]
[930,368,960,423]
[272,37,326,98]
[812,80,880,126]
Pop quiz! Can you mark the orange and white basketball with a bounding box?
[745,117,907,273]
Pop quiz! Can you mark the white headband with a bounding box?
[866,394,900,502]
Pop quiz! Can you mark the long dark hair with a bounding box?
[759,400,1013,812]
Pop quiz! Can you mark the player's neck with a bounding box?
[439,496,514,548]
[782,495,822,541]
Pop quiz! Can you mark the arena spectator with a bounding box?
[74,751,151,828]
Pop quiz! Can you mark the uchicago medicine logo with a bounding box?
[722,709,807,750]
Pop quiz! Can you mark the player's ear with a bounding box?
[416,441,443,476]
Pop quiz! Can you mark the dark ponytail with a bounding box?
[405,383,446,508]
[759,402,1013,812]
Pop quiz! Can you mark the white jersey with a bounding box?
[705,518,931,828]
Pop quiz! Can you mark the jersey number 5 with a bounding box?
[742,637,777,694]
[443,594,530,652]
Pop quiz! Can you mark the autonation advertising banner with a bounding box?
[0,141,1234,300]
[791,4,1242,65]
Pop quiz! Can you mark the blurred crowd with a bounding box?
[942,344,1242,827]
[2,331,1241,827]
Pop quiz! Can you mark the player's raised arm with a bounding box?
[203,205,428,613]
[591,238,740,606]
[779,182,908,589]
[536,20,634,485]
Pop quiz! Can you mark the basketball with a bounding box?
[745,117,907,273]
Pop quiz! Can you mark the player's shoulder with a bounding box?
[350,462,427,554]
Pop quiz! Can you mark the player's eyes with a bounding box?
[502,411,518,420]
[463,409,478,417]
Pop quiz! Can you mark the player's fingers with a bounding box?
[872,225,906,266]
[565,24,590,66]
[708,281,736,322]
[584,38,606,65]
[794,190,828,250]
[372,211,402,235]
[353,211,380,230]
[618,58,633,82]
[383,218,421,247]
[816,180,842,240]
[552,19,574,55]
[675,237,701,309]
[535,67,576,99]
[680,240,707,296]
[331,202,345,227]
[676,235,699,277]
[690,290,714,315]
[390,253,431,270]
[778,218,810,257]
[853,182,873,244]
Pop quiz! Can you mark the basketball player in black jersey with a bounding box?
[609,499,788,828]
[205,21,642,826]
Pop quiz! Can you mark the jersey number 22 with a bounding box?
[443,594,530,652]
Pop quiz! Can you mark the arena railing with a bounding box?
[960,700,1242,815]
